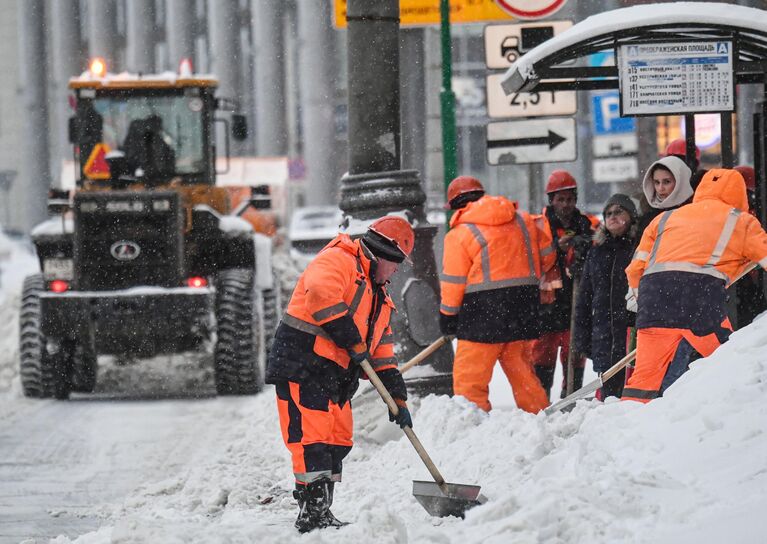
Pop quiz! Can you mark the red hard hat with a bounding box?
[446,176,484,206]
[664,138,701,160]
[368,215,415,259]
[546,170,577,194]
[734,165,756,192]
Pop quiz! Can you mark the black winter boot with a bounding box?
[534,365,555,399]
[294,479,332,533]
[321,481,350,528]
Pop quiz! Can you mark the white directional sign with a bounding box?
[485,21,572,69]
[592,133,638,158]
[487,117,576,165]
[593,157,639,183]
[487,73,576,118]
[618,40,735,115]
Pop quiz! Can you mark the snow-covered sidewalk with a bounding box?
[42,314,767,543]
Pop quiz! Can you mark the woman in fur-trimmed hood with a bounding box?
[573,194,638,399]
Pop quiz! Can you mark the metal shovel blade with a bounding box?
[412,480,487,518]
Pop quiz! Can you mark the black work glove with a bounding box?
[439,312,458,336]
[389,399,413,429]
[348,342,370,366]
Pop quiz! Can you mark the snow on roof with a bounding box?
[69,70,218,89]
[502,2,767,92]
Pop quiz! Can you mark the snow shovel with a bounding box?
[358,358,486,518]
[546,348,636,415]
[546,263,759,415]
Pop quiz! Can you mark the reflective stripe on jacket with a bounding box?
[440,195,556,342]
[627,168,767,334]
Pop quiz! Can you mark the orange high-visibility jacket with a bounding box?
[627,168,767,333]
[272,234,396,375]
[440,195,556,342]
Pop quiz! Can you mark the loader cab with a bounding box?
[68,65,221,189]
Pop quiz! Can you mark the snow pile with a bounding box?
[0,231,38,394]
[52,314,767,543]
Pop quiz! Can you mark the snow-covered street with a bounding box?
[1,230,766,543]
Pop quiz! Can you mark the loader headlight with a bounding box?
[80,201,99,213]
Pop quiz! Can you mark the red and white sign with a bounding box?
[494,0,567,20]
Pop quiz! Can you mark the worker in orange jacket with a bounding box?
[266,216,414,532]
[623,169,767,403]
[439,176,556,413]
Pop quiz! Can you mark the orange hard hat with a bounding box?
[664,138,701,160]
[546,170,577,194]
[734,165,756,192]
[446,176,484,206]
[366,215,415,262]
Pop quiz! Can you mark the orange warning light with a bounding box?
[89,57,107,78]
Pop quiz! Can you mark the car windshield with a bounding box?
[76,93,205,180]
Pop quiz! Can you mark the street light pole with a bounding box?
[439,0,457,225]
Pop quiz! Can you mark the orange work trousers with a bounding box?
[275,380,353,484]
[622,323,731,403]
[453,339,550,413]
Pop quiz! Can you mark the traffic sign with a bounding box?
[494,0,567,20]
[485,21,572,69]
[83,143,112,180]
[333,0,513,29]
[591,91,636,136]
[487,73,576,118]
[592,133,638,158]
[487,117,576,165]
[593,157,639,183]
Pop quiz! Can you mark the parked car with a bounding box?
[288,206,343,270]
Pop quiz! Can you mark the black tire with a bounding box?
[214,269,263,395]
[262,278,280,354]
[19,274,66,399]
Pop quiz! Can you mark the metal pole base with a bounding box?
[340,169,453,397]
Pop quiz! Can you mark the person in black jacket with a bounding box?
[573,194,638,399]
[533,171,597,398]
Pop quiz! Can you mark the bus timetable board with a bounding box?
[618,40,734,116]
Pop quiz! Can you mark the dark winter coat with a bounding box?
[539,206,594,333]
[573,227,636,373]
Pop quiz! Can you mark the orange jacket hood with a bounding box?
[450,195,519,228]
[319,233,372,275]
[692,168,749,212]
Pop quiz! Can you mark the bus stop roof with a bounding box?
[501,2,767,94]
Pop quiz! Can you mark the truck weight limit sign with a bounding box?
[494,0,567,20]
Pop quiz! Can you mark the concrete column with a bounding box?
[342,0,452,395]
[87,0,118,68]
[400,28,427,180]
[252,0,287,156]
[50,0,82,188]
[126,0,156,74]
[208,0,245,155]
[297,0,342,205]
[17,0,50,231]
[166,0,196,69]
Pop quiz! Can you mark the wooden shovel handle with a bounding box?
[399,335,454,375]
[359,358,448,490]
